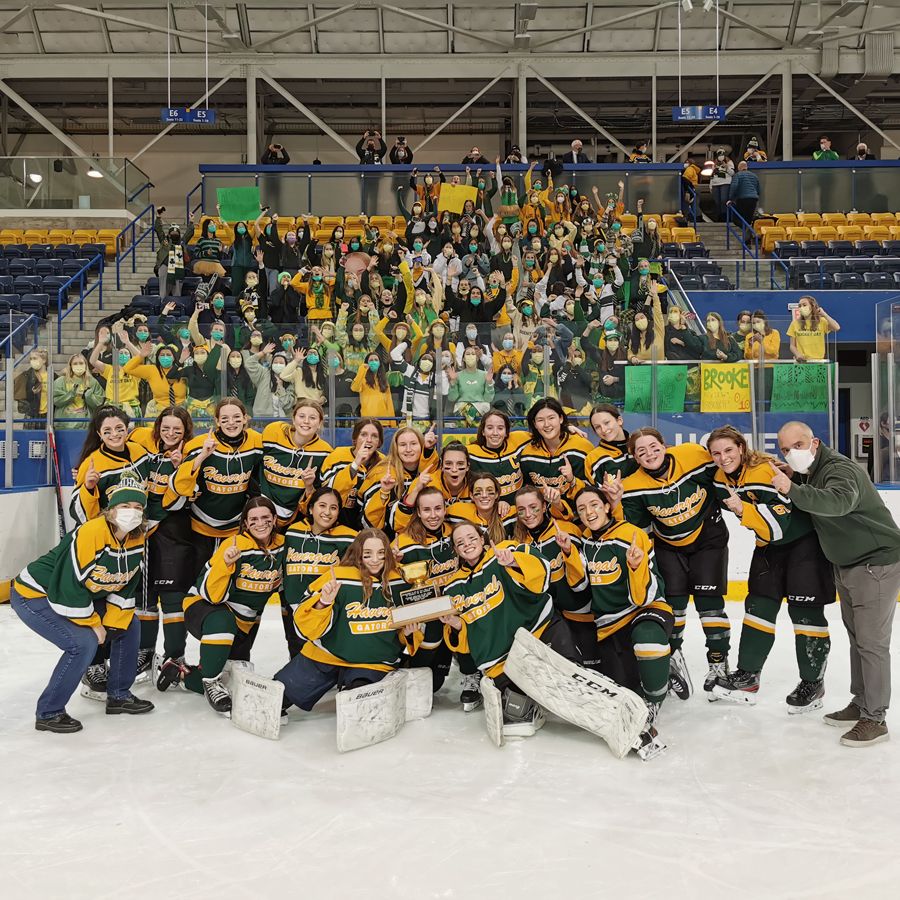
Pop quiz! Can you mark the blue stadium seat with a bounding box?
[819,260,845,278]
[54,244,76,259]
[827,240,855,257]
[35,258,63,277]
[8,257,36,277]
[20,293,49,318]
[678,275,702,291]
[143,277,160,296]
[2,244,25,259]
[863,272,894,289]
[702,275,733,290]
[79,244,105,270]
[0,258,8,274]
[29,244,51,259]
[131,295,161,315]
[788,259,816,288]
[801,240,828,258]
[694,262,722,279]
[0,275,12,293]
[874,257,900,275]
[220,257,233,273]
[223,296,239,315]
[803,273,834,289]
[680,242,708,259]
[14,275,41,295]
[773,241,800,259]
[41,276,69,309]
[0,293,20,309]
[833,272,863,288]
[845,259,875,275]
[182,276,202,294]
[881,241,900,257]
[0,312,29,351]
[668,260,693,278]
[661,242,680,258]
[63,258,92,278]
[854,240,881,257]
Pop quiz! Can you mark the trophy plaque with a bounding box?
[391,560,457,628]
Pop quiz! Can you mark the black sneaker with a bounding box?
[35,713,83,733]
[157,657,189,692]
[786,679,825,715]
[80,663,108,701]
[106,694,155,715]
[712,669,760,705]
[202,675,232,717]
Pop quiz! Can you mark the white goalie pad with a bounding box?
[220,659,255,689]
[230,670,285,741]
[482,676,504,748]
[336,671,407,753]
[404,668,433,722]
[504,628,648,759]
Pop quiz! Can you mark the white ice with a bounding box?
[2,601,900,900]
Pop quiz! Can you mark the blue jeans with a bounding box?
[274,653,386,711]
[11,588,140,718]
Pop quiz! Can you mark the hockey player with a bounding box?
[12,476,154,732]
[282,487,358,659]
[706,426,833,712]
[274,529,423,714]
[467,410,530,507]
[573,486,672,755]
[259,399,334,527]
[157,497,285,717]
[611,428,730,700]
[447,474,516,543]
[320,417,385,529]
[584,403,637,486]
[130,407,194,681]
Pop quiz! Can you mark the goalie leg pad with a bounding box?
[230,670,285,741]
[403,668,434,722]
[336,671,407,753]
[482,676,505,748]
[504,627,648,759]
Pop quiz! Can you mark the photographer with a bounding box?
[390,137,414,166]
[261,142,290,165]
[154,209,195,300]
[356,130,386,165]
[505,145,528,164]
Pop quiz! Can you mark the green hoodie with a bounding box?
[788,443,900,568]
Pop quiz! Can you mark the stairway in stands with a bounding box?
[694,221,747,261]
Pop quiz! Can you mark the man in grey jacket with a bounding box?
[771,422,900,747]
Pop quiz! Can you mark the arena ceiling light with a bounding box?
[87,167,103,178]
[703,0,714,10]
[28,172,42,183]
[681,0,693,12]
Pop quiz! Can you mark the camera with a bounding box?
[398,136,405,144]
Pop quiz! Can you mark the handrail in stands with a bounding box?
[116,204,156,290]
[725,203,760,259]
[0,314,40,381]
[186,182,203,225]
[57,255,103,353]
[128,182,152,204]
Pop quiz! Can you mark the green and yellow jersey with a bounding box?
[283,521,358,616]
[129,426,188,531]
[467,431,531,499]
[584,436,638,486]
[70,442,150,525]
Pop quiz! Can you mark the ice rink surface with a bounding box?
[2,602,900,900]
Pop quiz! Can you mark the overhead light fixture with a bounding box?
[518,3,538,20]
[701,159,715,177]
[514,33,532,49]
[682,0,693,11]
[28,173,42,184]
[87,167,103,178]
[836,0,866,16]
[703,0,715,10]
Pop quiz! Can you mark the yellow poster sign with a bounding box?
[438,183,478,215]
[700,363,752,413]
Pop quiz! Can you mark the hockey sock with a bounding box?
[457,652,479,676]
[159,592,187,659]
[137,605,160,651]
[667,596,689,652]
[184,608,237,694]
[789,605,830,682]
[695,594,730,655]
[280,592,304,659]
[737,594,780,673]
[631,620,670,705]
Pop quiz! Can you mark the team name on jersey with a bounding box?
[450,574,503,622]
[525,472,569,491]
[344,601,393,633]
[586,556,622,585]
[147,470,170,493]
[236,562,280,592]
[202,466,252,494]
[286,547,341,568]
[263,455,303,482]
[86,564,141,590]
[647,488,706,524]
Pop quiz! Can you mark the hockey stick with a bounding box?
[47,429,66,539]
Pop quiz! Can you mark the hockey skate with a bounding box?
[156,657,189,692]
[632,701,666,762]
[133,648,155,684]
[786,679,825,715]
[667,648,693,700]
[711,668,760,705]
[460,671,484,712]
[80,663,108,702]
[501,688,545,738]
[704,651,729,701]
[202,674,232,717]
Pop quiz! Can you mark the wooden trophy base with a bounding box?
[391,594,457,628]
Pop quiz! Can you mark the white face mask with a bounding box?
[785,446,816,475]
[114,508,143,532]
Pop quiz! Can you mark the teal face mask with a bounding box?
[522,305,533,316]
[307,352,320,365]
[368,359,380,372]
[118,353,130,366]
[158,355,173,367]
[136,331,149,342]
[179,328,190,340]
[211,330,224,341]
[612,222,621,232]
[214,298,224,309]
[208,224,216,234]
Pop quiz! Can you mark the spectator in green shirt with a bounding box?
[813,135,840,161]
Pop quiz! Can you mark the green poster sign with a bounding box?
[216,186,261,223]
[770,364,829,412]
[625,365,687,413]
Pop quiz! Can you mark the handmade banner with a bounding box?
[216,186,261,223]
[625,365,687,414]
[700,363,751,413]
[438,183,478,215]
[770,363,829,412]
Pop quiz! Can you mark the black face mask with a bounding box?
[169,234,181,244]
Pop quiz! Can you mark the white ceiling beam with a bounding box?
[794,0,866,46]
[530,1,676,51]
[252,4,359,52]
[52,3,231,48]
[0,7,29,34]
[260,72,357,156]
[28,8,44,55]
[375,2,511,51]
[528,68,631,156]
[714,5,792,49]
[809,17,900,45]
[97,3,114,54]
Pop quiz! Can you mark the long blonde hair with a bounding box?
[65,353,91,385]
[707,425,774,469]
[370,426,426,502]
[471,474,507,545]
[798,295,822,330]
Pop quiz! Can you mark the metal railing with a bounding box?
[56,255,103,353]
[773,254,900,291]
[726,203,760,259]
[186,182,203,224]
[116,204,156,290]
[666,255,790,291]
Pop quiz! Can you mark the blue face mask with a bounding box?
[503,339,513,351]
[501,372,512,384]
[368,359,380,372]
[331,356,340,368]
[471,296,481,306]
[307,353,320,365]
[237,225,246,235]
[612,222,621,232]
[522,305,533,316]
[208,224,216,234]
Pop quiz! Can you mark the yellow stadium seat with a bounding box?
[865,225,890,242]
[370,216,393,230]
[661,214,681,228]
[837,225,863,242]
[0,230,18,245]
[48,230,72,244]
[671,227,696,245]
[276,220,294,237]
[314,229,332,242]
[320,216,344,228]
[393,216,407,230]
[24,229,48,243]
[798,213,822,227]
[73,230,98,244]
[871,213,896,227]
[658,228,671,242]
[847,213,871,226]
[889,225,900,240]
[810,226,837,242]
[305,216,320,230]
[822,213,847,226]
[760,227,785,254]
[618,214,638,231]
[96,229,120,255]
[786,227,811,243]
[775,214,798,228]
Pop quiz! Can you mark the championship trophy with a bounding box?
[391,560,457,628]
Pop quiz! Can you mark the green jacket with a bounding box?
[788,443,900,568]
[155,218,196,267]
